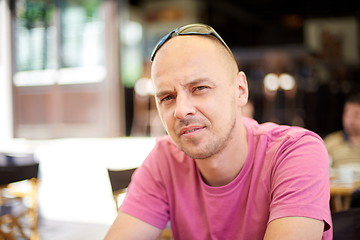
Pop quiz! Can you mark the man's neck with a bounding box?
[195,122,248,187]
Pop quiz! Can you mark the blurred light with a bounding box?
[123,21,142,46]
[264,73,296,91]
[264,73,279,91]
[279,73,296,90]
[134,77,154,96]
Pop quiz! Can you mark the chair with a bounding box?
[0,198,28,240]
[107,168,173,240]
[0,153,39,240]
[107,168,137,211]
[332,207,360,240]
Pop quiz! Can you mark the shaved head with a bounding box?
[205,35,239,74]
[151,35,239,83]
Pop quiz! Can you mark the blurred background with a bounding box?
[1,0,359,140]
[0,0,359,239]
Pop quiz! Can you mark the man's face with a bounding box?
[151,36,247,159]
[343,102,360,137]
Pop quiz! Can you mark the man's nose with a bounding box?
[173,94,196,119]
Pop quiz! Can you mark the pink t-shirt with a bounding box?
[120,118,332,239]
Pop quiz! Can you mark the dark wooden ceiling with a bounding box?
[205,0,360,46]
[131,0,360,47]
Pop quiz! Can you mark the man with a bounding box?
[105,23,332,240]
[324,92,360,168]
[242,99,255,119]
[324,92,360,207]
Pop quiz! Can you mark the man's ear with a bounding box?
[237,71,249,106]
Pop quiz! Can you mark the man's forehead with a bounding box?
[155,35,220,57]
[151,34,238,76]
[346,102,360,108]
[151,36,225,74]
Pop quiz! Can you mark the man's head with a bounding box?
[343,92,360,138]
[150,23,248,159]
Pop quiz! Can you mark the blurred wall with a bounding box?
[0,0,13,141]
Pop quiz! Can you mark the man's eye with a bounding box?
[194,86,209,92]
[161,95,175,103]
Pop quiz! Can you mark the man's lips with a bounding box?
[179,126,205,135]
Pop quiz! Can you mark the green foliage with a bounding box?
[65,0,100,18]
[18,0,54,29]
[18,0,101,29]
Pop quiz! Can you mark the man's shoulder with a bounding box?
[244,117,321,143]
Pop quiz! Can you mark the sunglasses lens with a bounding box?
[177,24,212,34]
[177,24,230,54]
[150,23,231,61]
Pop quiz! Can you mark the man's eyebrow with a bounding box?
[155,89,174,99]
[155,78,215,98]
[183,78,215,88]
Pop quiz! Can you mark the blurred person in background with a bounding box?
[324,91,360,207]
[105,23,332,240]
[324,92,360,168]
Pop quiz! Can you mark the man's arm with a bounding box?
[104,211,162,240]
[264,216,324,240]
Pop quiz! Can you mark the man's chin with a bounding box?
[182,150,211,160]
[177,142,205,159]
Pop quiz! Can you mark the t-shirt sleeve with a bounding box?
[268,133,332,231]
[119,141,170,229]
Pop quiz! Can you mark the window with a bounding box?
[12,0,125,138]
[14,0,105,86]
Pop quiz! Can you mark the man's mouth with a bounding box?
[180,126,205,136]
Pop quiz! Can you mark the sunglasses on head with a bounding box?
[150,23,232,61]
